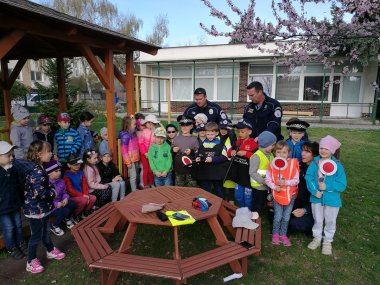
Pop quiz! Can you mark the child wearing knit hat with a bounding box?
[249,131,277,213]
[10,104,33,159]
[305,135,347,255]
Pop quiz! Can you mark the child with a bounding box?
[265,141,300,246]
[24,141,65,274]
[286,120,310,163]
[77,111,95,158]
[165,124,178,147]
[138,114,160,188]
[286,117,309,141]
[249,131,277,213]
[219,119,237,202]
[10,104,33,159]
[99,127,110,156]
[92,131,101,153]
[54,112,82,168]
[148,127,173,186]
[172,115,199,187]
[196,124,207,143]
[228,119,258,209]
[194,122,228,198]
[64,155,97,222]
[305,135,347,255]
[119,115,140,192]
[98,149,126,201]
[33,114,55,152]
[192,113,208,135]
[43,160,76,236]
[83,150,112,207]
[0,141,27,260]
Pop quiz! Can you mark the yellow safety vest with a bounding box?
[250,149,274,188]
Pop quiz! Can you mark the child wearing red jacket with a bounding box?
[63,155,96,222]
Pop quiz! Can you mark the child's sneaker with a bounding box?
[322,241,332,255]
[47,247,65,260]
[280,235,292,247]
[65,218,75,229]
[308,238,322,250]
[271,234,280,245]
[72,216,81,224]
[26,258,44,273]
[8,246,24,260]
[50,225,64,236]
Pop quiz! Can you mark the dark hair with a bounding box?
[26,140,51,164]
[247,81,263,91]
[205,122,219,132]
[302,141,319,157]
[165,123,178,132]
[79,111,95,122]
[134,113,145,120]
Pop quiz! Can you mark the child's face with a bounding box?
[130,119,136,131]
[58,120,70,129]
[220,128,228,136]
[275,147,289,159]
[68,163,81,172]
[319,148,332,159]
[290,131,305,143]
[83,118,94,127]
[166,127,177,139]
[39,148,52,163]
[19,116,30,126]
[101,154,112,164]
[101,132,108,141]
[198,130,206,138]
[145,122,155,130]
[237,128,251,140]
[195,118,204,125]
[262,143,275,154]
[180,124,193,135]
[87,154,98,165]
[155,136,165,145]
[206,130,218,141]
[0,150,13,167]
[39,123,51,133]
[48,169,61,180]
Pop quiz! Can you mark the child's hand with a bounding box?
[292,208,305,217]
[57,202,63,208]
[155,172,162,177]
[319,182,326,191]
[278,179,286,186]
[62,198,68,206]
[231,150,236,156]
[53,154,59,161]
[173,147,180,153]
[275,186,281,192]
[161,172,167,177]
[205,157,212,163]
[184,149,191,155]
[315,191,323,198]
[236,150,246,156]
[127,164,132,169]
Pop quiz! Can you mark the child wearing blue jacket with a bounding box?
[286,120,309,163]
[77,111,95,158]
[305,135,347,255]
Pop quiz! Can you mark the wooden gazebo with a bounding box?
[0,0,159,159]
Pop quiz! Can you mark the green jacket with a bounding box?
[148,142,172,174]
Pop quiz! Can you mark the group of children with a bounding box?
[0,104,347,275]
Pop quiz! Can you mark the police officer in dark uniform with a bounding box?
[243,81,283,141]
[183,88,228,124]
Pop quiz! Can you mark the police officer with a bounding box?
[183,88,228,124]
[243,81,283,141]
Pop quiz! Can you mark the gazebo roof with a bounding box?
[0,0,159,60]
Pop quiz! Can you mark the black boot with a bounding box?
[18,241,28,256]
[8,246,24,260]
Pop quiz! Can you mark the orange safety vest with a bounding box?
[269,158,299,206]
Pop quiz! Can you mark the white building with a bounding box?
[138,44,378,118]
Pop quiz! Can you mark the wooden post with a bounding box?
[1,60,12,135]
[125,53,135,115]
[135,75,140,112]
[104,49,117,163]
[57,57,67,112]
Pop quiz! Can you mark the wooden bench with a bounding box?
[234,218,261,275]
[90,252,182,283]
[283,110,313,116]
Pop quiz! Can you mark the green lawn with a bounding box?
[10,127,380,284]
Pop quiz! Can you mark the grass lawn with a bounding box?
[6,127,380,284]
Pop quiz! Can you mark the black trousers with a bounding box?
[252,188,267,213]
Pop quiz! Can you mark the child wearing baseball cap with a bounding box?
[33,114,55,152]
[305,135,347,255]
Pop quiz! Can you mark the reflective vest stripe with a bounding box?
[250,149,274,187]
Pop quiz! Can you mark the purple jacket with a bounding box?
[49,177,70,208]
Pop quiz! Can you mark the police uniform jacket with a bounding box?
[184,100,228,124]
[243,94,283,140]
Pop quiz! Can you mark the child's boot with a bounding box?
[322,241,332,255]
[8,246,24,260]
[18,241,28,256]
[307,238,322,250]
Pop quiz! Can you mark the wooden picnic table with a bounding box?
[74,186,261,285]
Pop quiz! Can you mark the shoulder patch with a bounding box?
[274,108,282,118]
[221,113,227,119]
[248,108,254,113]
[209,109,214,115]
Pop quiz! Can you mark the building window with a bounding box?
[303,76,329,101]
[341,76,361,103]
[331,76,340,102]
[31,70,42,81]
[248,65,273,97]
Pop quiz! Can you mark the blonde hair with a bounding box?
[121,115,135,132]
[274,140,290,152]
[205,122,219,132]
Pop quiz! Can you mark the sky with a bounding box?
[110,0,331,47]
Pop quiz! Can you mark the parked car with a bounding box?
[11,93,53,107]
